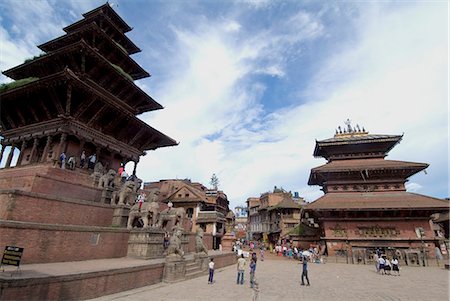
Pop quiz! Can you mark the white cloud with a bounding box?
[140,2,447,207]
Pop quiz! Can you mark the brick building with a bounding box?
[246,189,302,244]
[304,122,449,266]
[143,179,230,249]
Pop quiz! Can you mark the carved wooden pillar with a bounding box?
[132,159,138,177]
[95,146,101,162]
[29,138,39,164]
[0,142,5,166]
[40,136,52,162]
[79,139,85,156]
[66,85,72,115]
[5,142,16,168]
[56,133,67,158]
[17,140,27,166]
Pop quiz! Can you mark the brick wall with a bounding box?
[0,263,165,301]
[0,191,114,227]
[0,252,236,301]
[0,221,129,264]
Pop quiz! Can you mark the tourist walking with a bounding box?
[301,256,310,286]
[250,257,256,288]
[260,247,265,261]
[391,256,400,276]
[208,258,215,284]
[237,254,246,285]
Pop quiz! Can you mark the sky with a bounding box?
[0,0,448,210]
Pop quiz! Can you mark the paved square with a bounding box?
[88,254,449,301]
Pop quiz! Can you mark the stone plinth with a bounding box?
[112,205,130,227]
[163,255,186,283]
[221,232,236,251]
[101,187,114,204]
[127,228,165,259]
[194,253,209,271]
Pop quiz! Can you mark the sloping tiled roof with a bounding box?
[311,158,428,172]
[304,192,450,210]
[317,134,402,144]
[268,198,300,211]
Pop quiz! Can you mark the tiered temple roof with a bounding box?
[1,3,176,168]
[306,121,448,211]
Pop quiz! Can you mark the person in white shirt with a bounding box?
[378,256,386,274]
[384,257,391,275]
[391,256,400,276]
[208,258,215,284]
[237,254,246,285]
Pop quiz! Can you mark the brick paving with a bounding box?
[88,253,449,301]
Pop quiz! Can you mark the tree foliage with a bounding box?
[210,173,219,189]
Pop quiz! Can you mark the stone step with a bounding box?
[186,266,201,273]
[185,270,207,278]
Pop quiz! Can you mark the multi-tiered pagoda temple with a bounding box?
[0,3,176,171]
[0,3,176,265]
[304,121,449,266]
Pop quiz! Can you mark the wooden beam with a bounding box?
[39,98,52,119]
[28,105,40,123]
[87,104,106,127]
[48,88,64,115]
[74,97,95,119]
[128,127,145,146]
[16,108,27,126]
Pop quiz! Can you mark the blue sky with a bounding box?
[0,0,448,209]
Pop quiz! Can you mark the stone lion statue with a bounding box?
[93,161,104,174]
[114,180,136,205]
[166,227,184,258]
[127,201,160,229]
[98,169,116,189]
[195,228,208,254]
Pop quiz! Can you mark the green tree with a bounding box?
[210,173,219,189]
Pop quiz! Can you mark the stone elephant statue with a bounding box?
[158,207,186,230]
[98,169,116,189]
[127,201,160,229]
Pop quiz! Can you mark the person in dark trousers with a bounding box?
[301,256,310,286]
[208,258,215,284]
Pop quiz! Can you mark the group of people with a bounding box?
[59,150,96,170]
[374,250,400,276]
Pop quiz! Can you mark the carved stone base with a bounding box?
[112,205,130,227]
[221,232,236,252]
[101,187,114,204]
[194,253,209,271]
[163,255,186,283]
[127,228,165,259]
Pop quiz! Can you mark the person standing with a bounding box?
[250,258,256,288]
[301,256,310,286]
[378,256,386,275]
[80,150,86,168]
[59,152,66,169]
[237,254,246,285]
[391,256,400,276]
[88,153,96,170]
[208,258,215,284]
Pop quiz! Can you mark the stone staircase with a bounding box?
[185,258,206,278]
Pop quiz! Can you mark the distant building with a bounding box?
[143,179,230,249]
[246,190,302,244]
[304,122,450,265]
